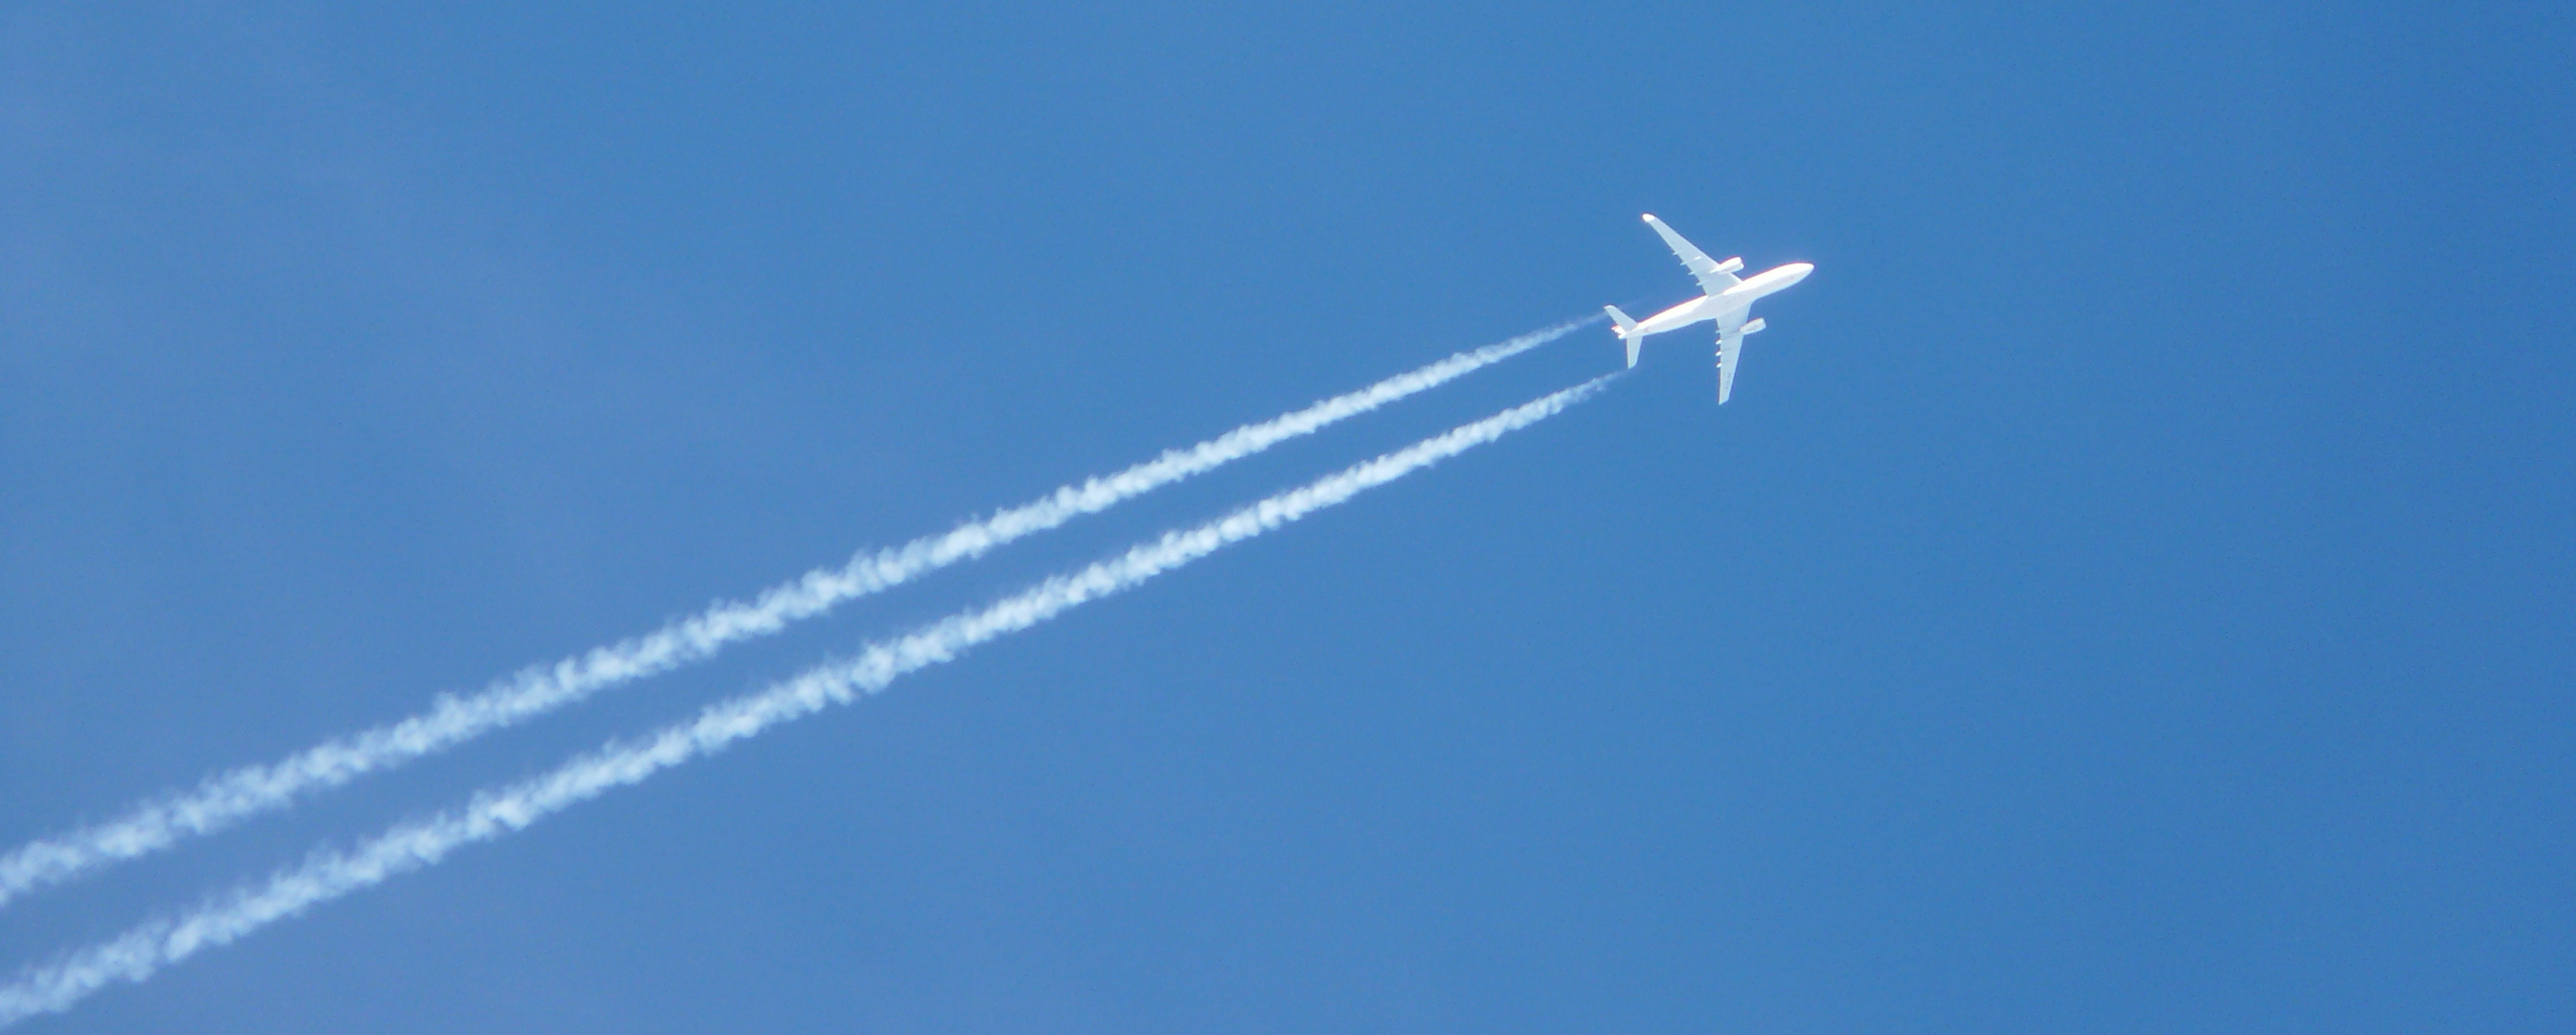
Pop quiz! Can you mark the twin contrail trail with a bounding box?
[0,318,1590,915]
[0,374,1618,1027]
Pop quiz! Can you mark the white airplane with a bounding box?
[1605,214,1813,403]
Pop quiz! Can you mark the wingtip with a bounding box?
[1640,213,1656,222]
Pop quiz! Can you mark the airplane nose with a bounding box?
[1783,262,1814,285]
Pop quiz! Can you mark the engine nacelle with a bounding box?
[1741,317,1767,334]
[1715,256,1744,275]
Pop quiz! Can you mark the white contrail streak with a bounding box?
[0,318,1591,913]
[0,374,1617,1027]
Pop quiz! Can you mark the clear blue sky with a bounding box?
[4,2,2571,1031]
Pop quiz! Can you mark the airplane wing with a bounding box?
[1716,328,1742,404]
[1715,310,1745,404]
[1643,214,1742,296]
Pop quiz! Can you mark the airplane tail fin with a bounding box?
[1604,305,1642,368]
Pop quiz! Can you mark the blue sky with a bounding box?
[4,2,2571,1031]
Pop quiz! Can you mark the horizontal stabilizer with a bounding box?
[1604,305,1642,368]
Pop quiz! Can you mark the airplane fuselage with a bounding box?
[1631,261,1814,337]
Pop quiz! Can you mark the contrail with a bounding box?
[0,373,1617,1027]
[0,318,1593,913]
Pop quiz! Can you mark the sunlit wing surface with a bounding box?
[1644,214,1742,296]
[1716,312,1744,404]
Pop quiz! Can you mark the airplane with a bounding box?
[1604,214,1813,403]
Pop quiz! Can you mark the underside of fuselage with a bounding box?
[1637,295,1743,337]
[1631,261,1813,339]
